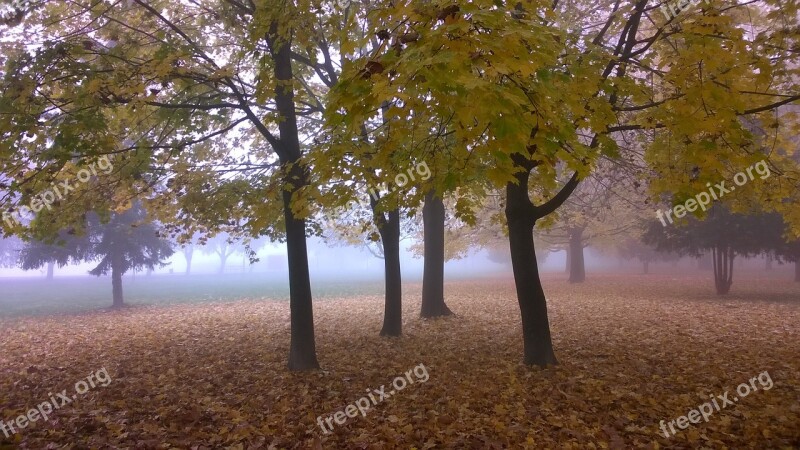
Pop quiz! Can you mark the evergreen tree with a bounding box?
[85,203,174,307]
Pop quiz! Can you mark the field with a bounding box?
[1,274,798,449]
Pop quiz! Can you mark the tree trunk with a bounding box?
[270,26,319,371]
[765,254,774,271]
[712,246,734,295]
[283,166,320,370]
[184,247,193,275]
[643,260,650,274]
[46,261,55,281]
[111,254,124,308]
[218,253,228,274]
[421,191,453,318]
[568,229,586,283]
[506,178,558,367]
[795,261,799,282]
[377,208,403,336]
[564,247,571,273]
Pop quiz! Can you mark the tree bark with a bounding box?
[269,26,319,371]
[377,208,403,336]
[421,191,453,318]
[283,165,320,370]
[46,261,55,281]
[184,247,193,275]
[712,246,734,295]
[506,175,558,367]
[111,254,124,308]
[568,229,586,283]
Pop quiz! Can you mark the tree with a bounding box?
[319,189,410,336]
[182,245,195,276]
[412,193,482,317]
[327,0,800,367]
[420,192,453,318]
[617,233,680,275]
[19,232,88,280]
[0,236,21,268]
[201,234,241,275]
[85,203,174,307]
[0,0,360,370]
[536,163,641,283]
[778,242,800,283]
[644,207,781,294]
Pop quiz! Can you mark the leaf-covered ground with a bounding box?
[1,274,798,449]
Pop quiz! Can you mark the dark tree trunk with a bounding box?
[712,246,734,295]
[270,26,319,371]
[421,191,453,318]
[643,260,650,275]
[111,254,124,308]
[377,208,403,336]
[46,261,55,281]
[568,229,586,283]
[506,175,558,367]
[282,177,320,370]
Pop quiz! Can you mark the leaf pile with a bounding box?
[0,274,798,448]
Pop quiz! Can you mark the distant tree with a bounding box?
[85,203,174,307]
[175,235,203,276]
[201,234,242,275]
[779,242,800,283]
[20,232,88,280]
[644,207,780,294]
[617,234,679,275]
[537,164,641,283]
[760,216,800,283]
[0,236,21,268]
[183,245,195,275]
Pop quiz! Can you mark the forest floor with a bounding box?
[1,274,798,449]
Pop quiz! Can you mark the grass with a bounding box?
[0,273,387,318]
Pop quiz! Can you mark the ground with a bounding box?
[0,273,798,449]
